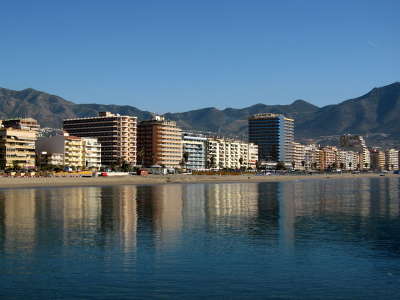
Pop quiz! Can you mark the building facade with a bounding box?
[83,138,102,168]
[63,112,137,166]
[340,134,370,169]
[248,113,294,166]
[205,138,257,170]
[182,133,207,170]
[36,132,101,168]
[385,149,399,170]
[369,149,385,171]
[137,114,182,168]
[0,128,37,168]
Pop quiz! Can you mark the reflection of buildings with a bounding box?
[0,178,399,258]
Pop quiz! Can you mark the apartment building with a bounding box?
[0,127,37,168]
[83,138,102,168]
[248,113,294,166]
[293,142,306,170]
[36,131,98,168]
[384,149,399,170]
[336,150,358,170]
[2,117,40,132]
[303,145,321,171]
[63,112,137,166]
[369,149,385,170]
[340,134,370,170]
[248,143,258,169]
[36,152,64,167]
[137,113,182,168]
[205,138,256,170]
[182,133,207,170]
[320,146,338,170]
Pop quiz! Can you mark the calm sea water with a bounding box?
[1,177,400,299]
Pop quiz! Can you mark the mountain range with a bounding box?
[1,82,400,147]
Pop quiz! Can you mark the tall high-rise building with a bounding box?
[248,113,294,165]
[63,112,137,166]
[137,113,182,168]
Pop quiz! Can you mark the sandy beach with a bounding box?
[0,172,397,189]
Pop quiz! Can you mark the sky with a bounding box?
[1,0,400,113]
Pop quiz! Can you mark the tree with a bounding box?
[12,160,21,171]
[255,160,261,170]
[121,160,130,172]
[292,161,296,170]
[365,163,369,170]
[207,155,216,169]
[275,161,286,170]
[183,152,190,163]
[183,152,190,170]
[137,148,145,166]
[340,162,345,170]
[179,159,185,170]
[332,162,338,170]
[239,157,244,166]
[349,162,352,169]
[301,160,305,169]
[312,161,318,170]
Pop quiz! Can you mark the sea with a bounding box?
[0,177,399,299]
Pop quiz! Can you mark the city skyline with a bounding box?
[1,1,400,113]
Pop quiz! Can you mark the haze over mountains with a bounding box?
[1,82,400,147]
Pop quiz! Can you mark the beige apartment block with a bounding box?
[293,142,306,170]
[385,149,399,170]
[137,114,182,168]
[2,118,40,132]
[0,128,37,168]
[303,145,321,171]
[63,112,137,166]
[206,138,257,170]
[369,149,385,170]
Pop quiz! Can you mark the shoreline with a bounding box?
[0,173,398,189]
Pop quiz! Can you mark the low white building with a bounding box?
[83,138,102,168]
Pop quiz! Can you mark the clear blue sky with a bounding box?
[1,0,399,113]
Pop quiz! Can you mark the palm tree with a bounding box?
[179,159,186,171]
[137,148,145,166]
[209,155,216,168]
[301,160,305,169]
[312,161,317,170]
[183,152,190,165]
[349,162,352,170]
[292,161,296,170]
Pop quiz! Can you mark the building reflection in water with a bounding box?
[0,178,399,257]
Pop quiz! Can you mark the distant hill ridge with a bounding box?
[1,82,400,146]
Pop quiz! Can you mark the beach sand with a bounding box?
[0,173,397,189]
